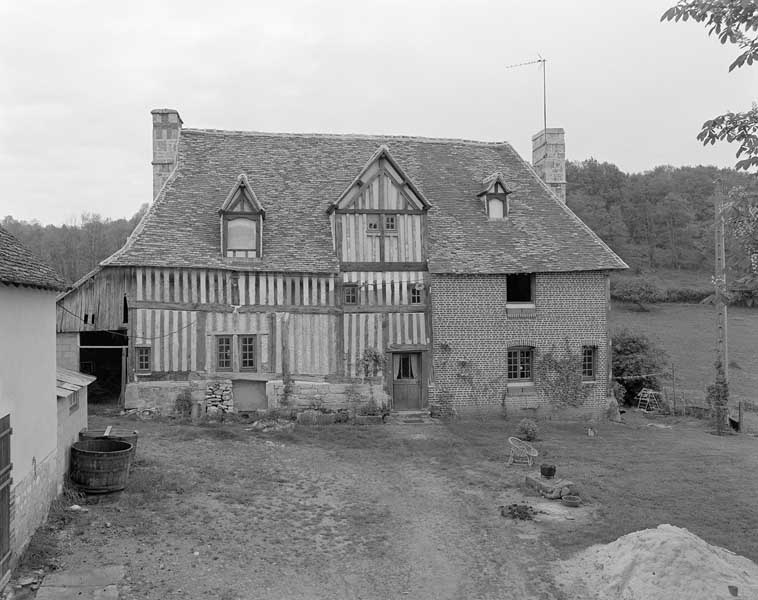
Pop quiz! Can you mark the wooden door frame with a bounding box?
[386,346,429,410]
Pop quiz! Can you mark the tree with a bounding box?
[612,329,668,404]
[661,1,758,170]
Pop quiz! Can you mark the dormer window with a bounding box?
[478,173,512,220]
[219,174,265,259]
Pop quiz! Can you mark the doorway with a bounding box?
[392,352,422,410]
[79,330,127,405]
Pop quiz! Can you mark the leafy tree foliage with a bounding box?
[612,329,669,405]
[661,1,758,170]
[1,203,148,284]
[566,160,756,275]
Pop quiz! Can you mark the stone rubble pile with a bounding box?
[205,381,233,414]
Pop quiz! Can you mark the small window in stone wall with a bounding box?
[217,336,232,370]
[582,346,597,381]
[136,347,151,372]
[69,390,79,414]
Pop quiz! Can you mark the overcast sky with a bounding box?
[1,0,755,225]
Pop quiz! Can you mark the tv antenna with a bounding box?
[504,55,547,133]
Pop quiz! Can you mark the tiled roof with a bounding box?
[105,129,627,274]
[0,226,67,290]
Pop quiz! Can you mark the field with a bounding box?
[610,301,758,412]
[17,410,758,600]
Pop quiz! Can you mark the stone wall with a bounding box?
[430,271,610,413]
[126,377,387,415]
[267,380,388,410]
[10,450,57,571]
[205,380,233,414]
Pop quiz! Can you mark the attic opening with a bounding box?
[219,174,265,259]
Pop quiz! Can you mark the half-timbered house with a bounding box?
[56,109,626,416]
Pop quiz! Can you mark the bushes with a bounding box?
[612,328,668,405]
[517,418,539,441]
[611,278,658,310]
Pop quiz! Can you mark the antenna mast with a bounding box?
[505,55,547,132]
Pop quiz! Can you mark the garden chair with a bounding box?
[507,436,538,467]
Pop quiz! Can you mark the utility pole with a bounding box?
[714,180,734,425]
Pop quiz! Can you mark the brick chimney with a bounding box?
[531,128,566,202]
[151,108,182,199]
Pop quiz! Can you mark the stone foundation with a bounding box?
[10,450,58,571]
[268,380,389,410]
[126,378,389,415]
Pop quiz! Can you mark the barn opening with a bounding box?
[79,330,127,405]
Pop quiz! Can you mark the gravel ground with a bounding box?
[27,414,571,600]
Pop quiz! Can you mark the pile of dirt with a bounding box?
[555,524,758,599]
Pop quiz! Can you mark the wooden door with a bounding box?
[0,415,11,584]
[392,353,421,410]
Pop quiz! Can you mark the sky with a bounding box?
[0,0,756,225]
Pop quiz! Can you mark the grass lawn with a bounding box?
[18,409,758,599]
[610,302,758,412]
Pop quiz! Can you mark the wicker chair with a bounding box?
[507,436,539,466]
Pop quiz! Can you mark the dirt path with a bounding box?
[37,418,566,600]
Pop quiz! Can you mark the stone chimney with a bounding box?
[151,108,182,199]
[531,128,566,202]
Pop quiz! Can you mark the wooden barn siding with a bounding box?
[135,268,336,307]
[57,267,132,333]
[339,214,423,263]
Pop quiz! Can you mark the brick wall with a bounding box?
[430,271,610,413]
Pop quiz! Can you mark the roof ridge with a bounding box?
[182,128,513,147]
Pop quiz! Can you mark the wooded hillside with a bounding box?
[565,161,757,276]
[1,204,148,284]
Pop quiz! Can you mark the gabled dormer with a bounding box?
[219,174,265,259]
[477,172,512,220]
[328,146,431,266]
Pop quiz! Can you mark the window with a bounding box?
[136,347,151,372]
[226,218,257,258]
[488,196,505,219]
[396,355,415,379]
[507,347,533,382]
[69,390,80,414]
[216,336,232,370]
[366,214,381,233]
[343,285,358,305]
[410,285,423,304]
[506,273,534,304]
[240,335,257,370]
[582,346,597,381]
[384,214,397,232]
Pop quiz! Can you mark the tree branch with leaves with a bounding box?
[662,1,758,170]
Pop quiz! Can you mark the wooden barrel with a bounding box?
[79,429,138,459]
[70,439,133,493]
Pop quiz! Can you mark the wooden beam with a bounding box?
[334,208,425,215]
[341,262,427,271]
